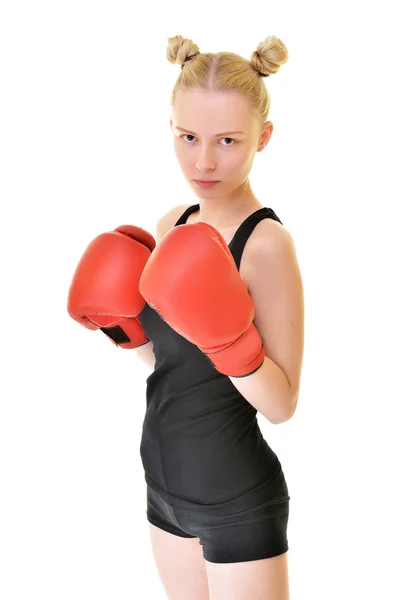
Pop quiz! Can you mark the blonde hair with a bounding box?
[166,35,289,122]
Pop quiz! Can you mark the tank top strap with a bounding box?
[174,204,200,226]
[173,203,282,271]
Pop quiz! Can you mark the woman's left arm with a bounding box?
[229,224,305,424]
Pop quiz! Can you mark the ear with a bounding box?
[169,117,173,129]
[257,121,273,152]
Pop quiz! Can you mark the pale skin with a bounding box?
[134,88,304,599]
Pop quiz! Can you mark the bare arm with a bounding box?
[133,339,156,371]
[132,204,191,373]
[230,223,304,423]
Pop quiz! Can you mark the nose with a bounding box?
[196,145,216,173]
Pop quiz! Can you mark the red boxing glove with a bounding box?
[67,225,156,349]
[139,223,265,376]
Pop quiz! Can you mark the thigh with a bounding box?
[200,500,290,600]
[205,551,289,600]
[146,486,209,600]
[148,523,210,600]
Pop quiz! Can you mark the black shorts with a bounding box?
[146,477,290,564]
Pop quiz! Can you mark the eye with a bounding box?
[182,134,196,143]
[221,137,235,146]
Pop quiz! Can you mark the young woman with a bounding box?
[136,35,304,599]
[68,33,304,600]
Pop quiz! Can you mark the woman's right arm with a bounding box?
[134,340,156,371]
[132,203,192,372]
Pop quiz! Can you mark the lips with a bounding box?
[194,179,218,183]
[193,179,220,188]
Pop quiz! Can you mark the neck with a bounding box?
[195,181,263,229]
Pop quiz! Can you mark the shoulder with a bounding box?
[155,204,193,243]
[249,215,289,250]
[241,216,296,282]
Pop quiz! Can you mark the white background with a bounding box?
[1,1,399,598]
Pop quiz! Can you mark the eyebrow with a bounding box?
[175,126,245,137]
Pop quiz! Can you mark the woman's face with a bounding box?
[170,89,272,199]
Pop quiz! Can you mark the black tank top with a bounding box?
[139,204,284,514]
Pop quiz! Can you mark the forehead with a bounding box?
[172,89,256,132]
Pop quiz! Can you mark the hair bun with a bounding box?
[250,35,289,77]
[166,35,200,66]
